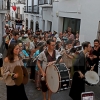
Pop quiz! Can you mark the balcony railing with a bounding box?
[0,0,10,10]
[24,5,39,14]
[33,5,39,14]
[16,0,25,4]
[44,0,48,4]
[16,13,24,20]
[39,0,52,5]
[28,6,32,13]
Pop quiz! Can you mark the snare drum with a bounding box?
[46,63,70,93]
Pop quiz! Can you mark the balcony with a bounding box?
[0,0,10,13]
[16,0,25,4]
[16,13,24,20]
[24,5,39,14]
[39,0,52,5]
[44,0,48,4]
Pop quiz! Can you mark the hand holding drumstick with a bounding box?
[90,64,96,71]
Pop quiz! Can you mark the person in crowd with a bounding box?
[34,42,46,91]
[68,31,75,41]
[19,42,29,67]
[73,40,80,46]
[55,41,62,52]
[30,35,39,82]
[5,32,10,50]
[86,47,95,71]
[75,32,79,41]
[92,39,100,73]
[0,53,3,77]
[2,43,28,100]
[62,32,68,43]
[52,37,57,42]
[69,41,92,100]
[22,25,25,31]
[37,39,60,100]
[59,32,63,40]
[18,30,25,41]
[9,31,19,45]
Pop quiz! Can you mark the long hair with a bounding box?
[56,41,61,50]
[6,43,18,63]
[36,42,46,53]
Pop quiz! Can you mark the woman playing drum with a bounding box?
[2,43,28,100]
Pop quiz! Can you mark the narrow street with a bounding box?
[0,77,100,100]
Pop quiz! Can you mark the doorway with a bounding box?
[97,21,100,42]
[30,20,33,31]
[26,18,28,30]
[36,21,39,31]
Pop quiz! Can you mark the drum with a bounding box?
[46,63,70,93]
[85,71,99,85]
[61,51,73,68]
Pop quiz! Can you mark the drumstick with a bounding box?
[90,64,96,71]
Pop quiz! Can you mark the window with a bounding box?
[63,17,81,34]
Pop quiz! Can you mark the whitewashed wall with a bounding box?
[24,0,100,45]
[52,0,100,45]
[10,4,25,18]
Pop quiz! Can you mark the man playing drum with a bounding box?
[37,39,60,100]
[69,41,92,100]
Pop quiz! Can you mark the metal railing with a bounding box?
[28,6,32,13]
[33,5,39,14]
[0,0,10,10]
[16,0,25,4]
[39,0,44,5]
[39,0,52,5]
[44,0,48,4]
[24,5,39,14]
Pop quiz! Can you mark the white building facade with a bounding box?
[24,0,100,45]
[10,0,25,28]
[24,0,52,32]
[0,0,10,48]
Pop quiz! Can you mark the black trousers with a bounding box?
[6,84,28,100]
[30,61,36,80]
[69,72,85,100]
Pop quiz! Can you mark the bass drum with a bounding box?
[46,63,70,93]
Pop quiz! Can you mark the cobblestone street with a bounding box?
[0,76,100,100]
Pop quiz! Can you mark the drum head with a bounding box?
[85,71,99,85]
[46,64,60,93]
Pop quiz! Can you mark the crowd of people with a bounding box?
[1,25,100,100]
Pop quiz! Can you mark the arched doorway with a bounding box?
[36,21,39,31]
[30,20,33,32]
[26,18,28,30]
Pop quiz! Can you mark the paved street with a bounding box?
[0,76,100,100]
